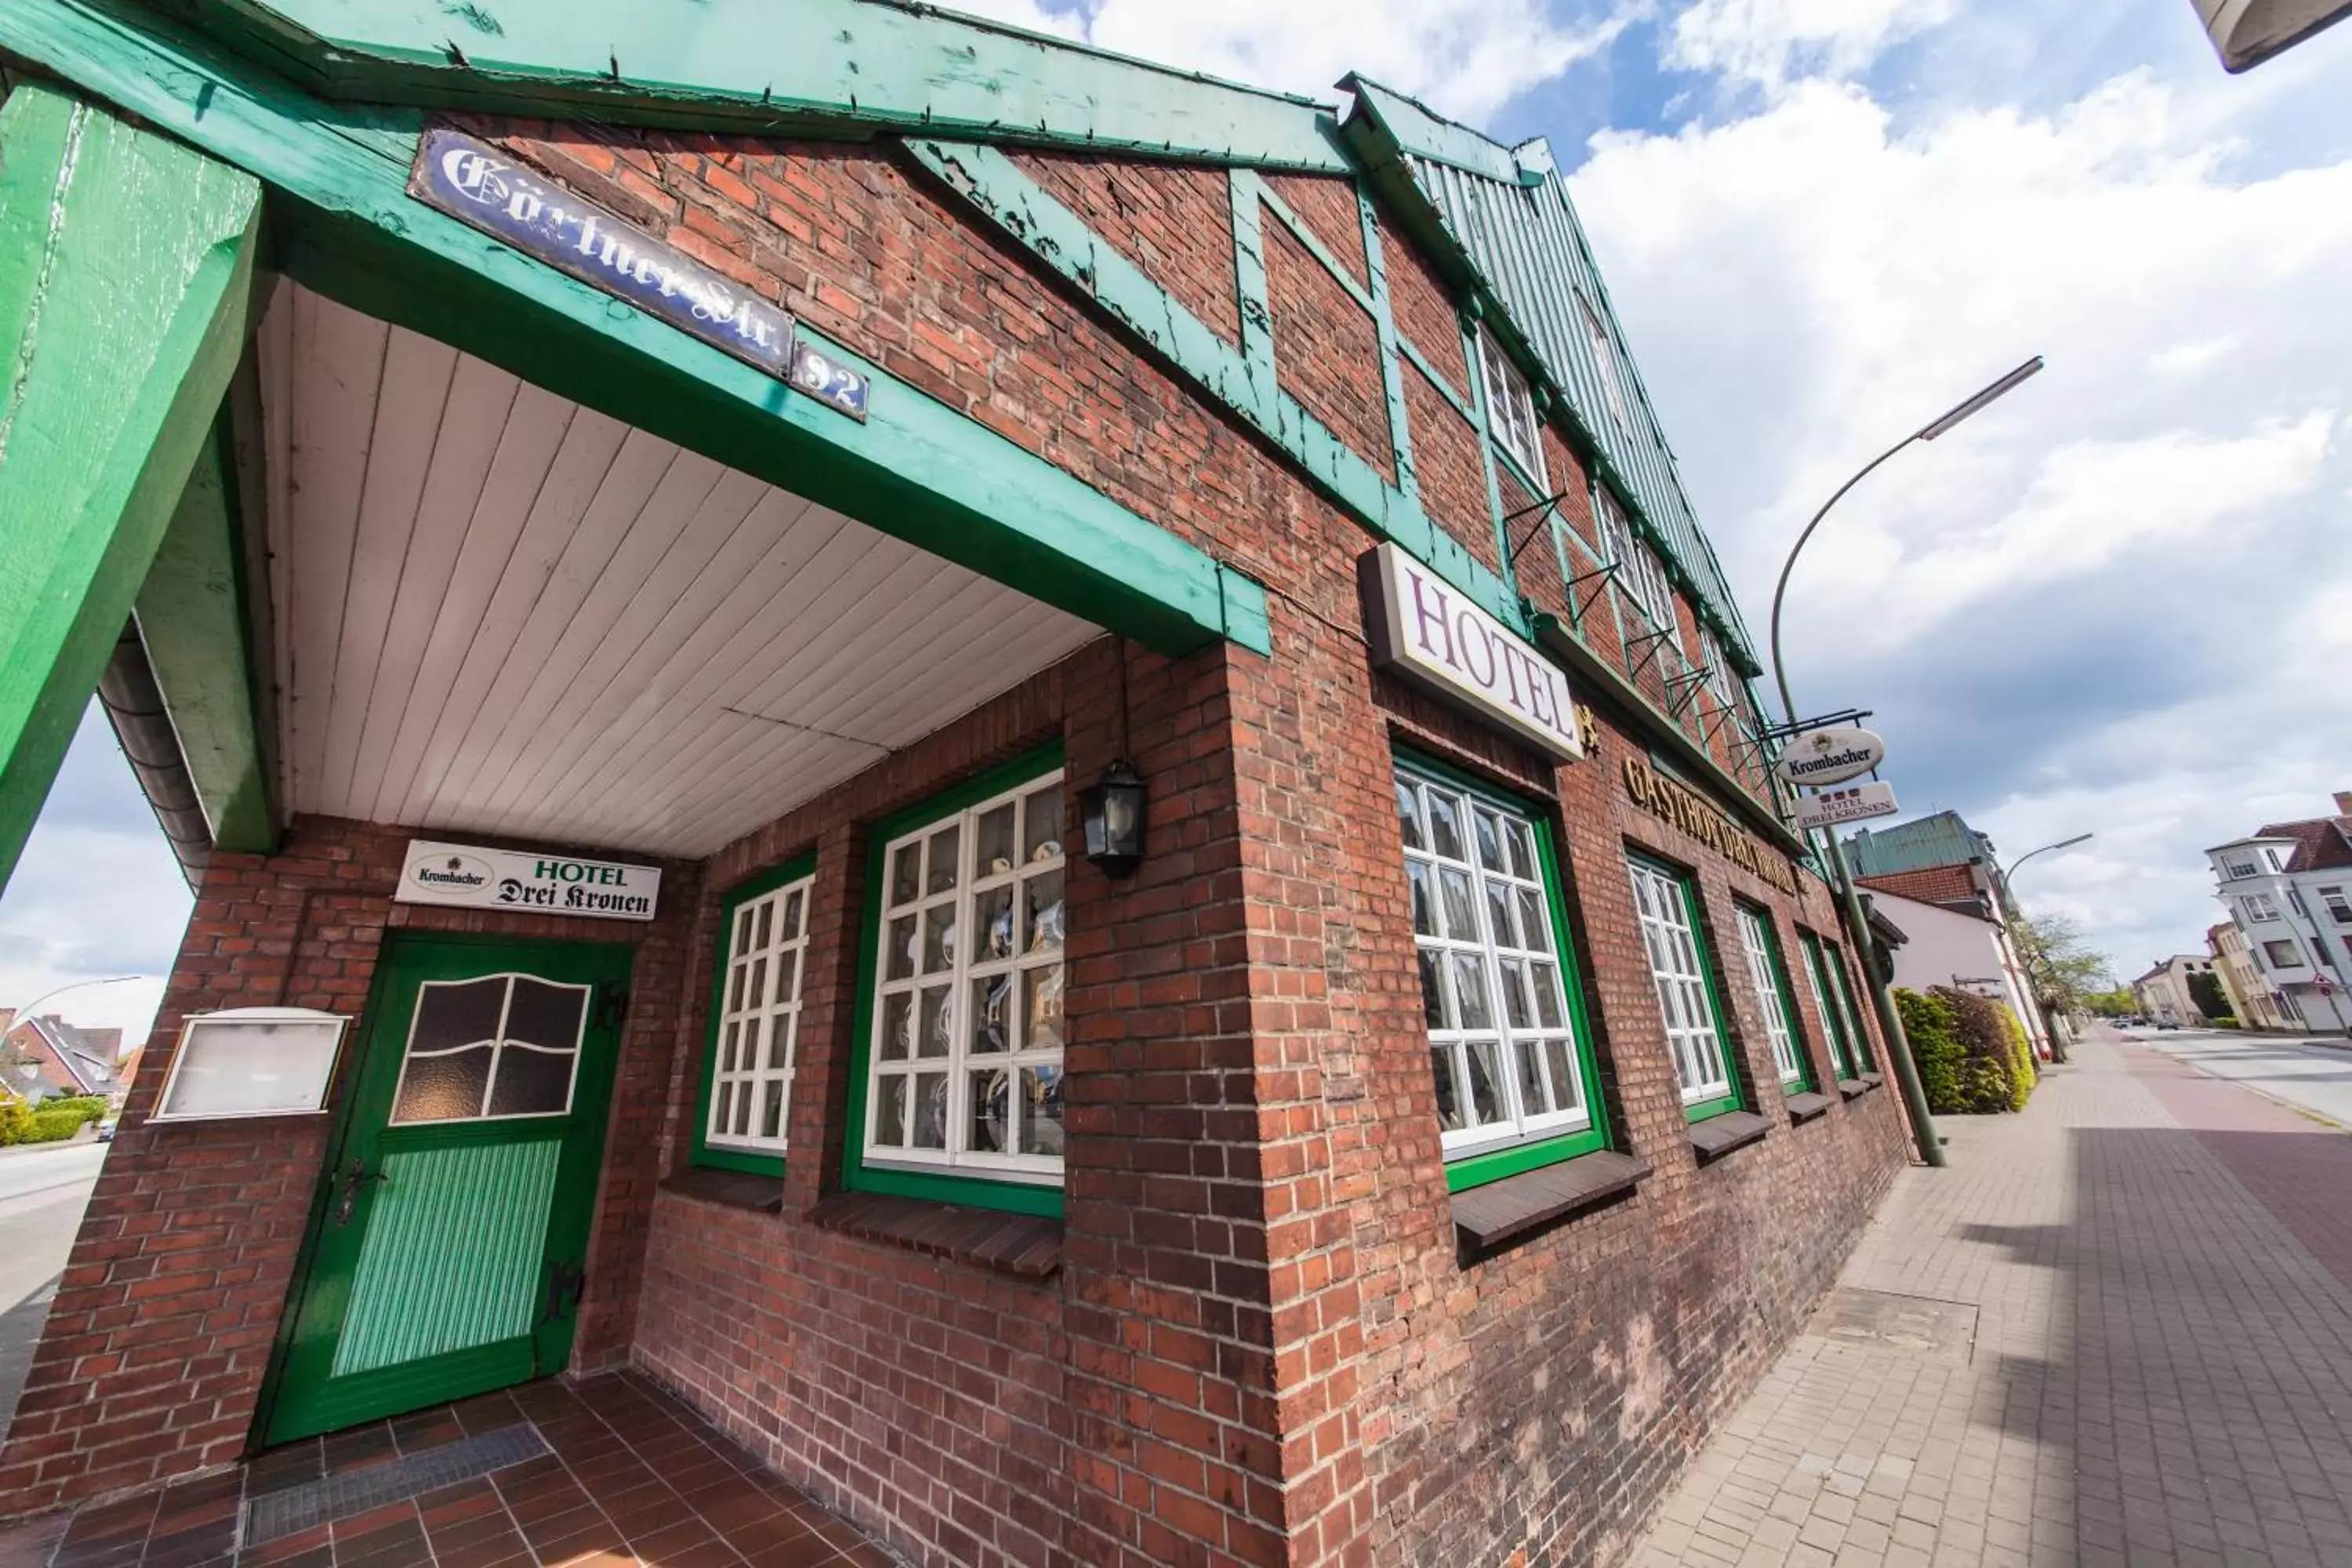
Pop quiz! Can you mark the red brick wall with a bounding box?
[1013,151,1243,348]
[1265,218,1392,485]
[1265,175,1367,290]
[1380,212,1467,389]
[0,822,695,1517]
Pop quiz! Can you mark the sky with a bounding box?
[4,0,2349,1044]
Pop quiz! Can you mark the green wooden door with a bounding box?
[265,933,632,1443]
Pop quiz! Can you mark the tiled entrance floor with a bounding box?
[0,1373,898,1568]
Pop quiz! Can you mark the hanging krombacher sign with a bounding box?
[1620,754,1800,894]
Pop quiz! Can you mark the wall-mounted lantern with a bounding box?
[151,1007,350,1122]
[1079,760,1148,877]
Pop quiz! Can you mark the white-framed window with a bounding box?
[2263,938,2305,971]
[705,873,812,1156]
[1629,857,1735,1109]
[1735,905,1805,1087]
[1395,761,1592,1160]
[866,771,1066,1181]
[2288,887,2310,918]
[1595,487,1681,647]
[2241,891,2281,924]
[1698,624,1738,710]
[1580,292,1631,429]
[2223,858,2259,879]
[1796,934,1857,1080]
[2321,886,2352,925]
[1476,326,1548,486]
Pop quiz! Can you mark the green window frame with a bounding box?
[1796,929,1858,1080]
[1825,939,1876,1070]
[841,742,1067,1218]
[691,854,815,1176]
[1734,902,1815,1096]
[1628,853,1745,1123]
[1392,750,1611,1193]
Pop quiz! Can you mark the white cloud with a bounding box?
[1570,53,2352,971]
[1669,0,1958,89]
[942,0,1632,122]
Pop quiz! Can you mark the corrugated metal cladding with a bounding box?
[1404,151,1755,666]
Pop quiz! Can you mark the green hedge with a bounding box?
[0,1094,107,1145]
[1896,985,2036,1113]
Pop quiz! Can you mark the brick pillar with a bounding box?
[1058,634,1290,1568]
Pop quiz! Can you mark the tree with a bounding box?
[2083,989,2136,1018]
[2008,911,2114,1061]
[2185,970,2233,1022]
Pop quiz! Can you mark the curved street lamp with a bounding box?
[1766,356,2045,1171]
[1998,834,2093,1060]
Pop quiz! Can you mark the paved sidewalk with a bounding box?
[1628,1030,2352,1568]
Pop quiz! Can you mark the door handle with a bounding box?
[333,1159,390,1226]
[539,1259,586,1324]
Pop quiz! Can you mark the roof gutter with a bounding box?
[96,620,210,891]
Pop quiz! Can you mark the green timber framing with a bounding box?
[0,0,1274,885]
[0,0,1806,888]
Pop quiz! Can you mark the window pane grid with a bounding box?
[1798,938,1857,1078]
[1630,861,1732,1103]
[707,877,812,1154]
[867,772,1065,1178]
[1479,328,1548,486]
[1737,906,1803,1084]
[1399,765,1586,1159]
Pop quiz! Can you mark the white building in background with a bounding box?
[2132,955,2218,1026]
[2205,790,2352,1036]
[1857,866,2052,1058]
[2208,921,2299,1033]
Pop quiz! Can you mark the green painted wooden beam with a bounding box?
[0,82,262,891]
[183,0,1352,172]
[2,0,1267,663]
[136,418,278,853]
[914,137,1520,633]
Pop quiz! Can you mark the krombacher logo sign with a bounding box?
[1621,754,1799,894]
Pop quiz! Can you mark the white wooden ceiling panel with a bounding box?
[259,287,1102,859]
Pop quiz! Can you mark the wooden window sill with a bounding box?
[661,1167,783,1214]
[1452,1149,1650,1254]
[1687,1110,1772,1163]
[809,1191,1062,1279]
[1784,1091,1834,1125]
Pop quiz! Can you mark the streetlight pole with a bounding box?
[2000,833,2092,1061]
[1767,356,2044,1171]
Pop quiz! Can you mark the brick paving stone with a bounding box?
[1628,1031,2352,1566]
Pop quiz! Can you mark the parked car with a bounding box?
[2154,1021,2180,1031]
[96,1118,118,1142]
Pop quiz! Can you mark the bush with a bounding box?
[1900,985,2037,1113]
[24,1106,89,1143]
[0,1098,31,1146]
[1896,988,1964,1110]
[42,1094,107,1126]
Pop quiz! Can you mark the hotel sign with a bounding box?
[398,840,661,922]
[1621,755,1801,894]
[409,129,869,418]
[1360,544,1582,761]
[1794,780,1900,829]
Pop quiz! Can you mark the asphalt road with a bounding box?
[2122,1025,2352,1127]
[0,1140,107,1436]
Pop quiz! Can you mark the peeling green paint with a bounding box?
[186,0,1352,169]
[2,0,1268,667]
[0,81,261,891]
[136,416,277,854]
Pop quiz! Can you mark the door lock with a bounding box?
[333,1159,389,1226]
